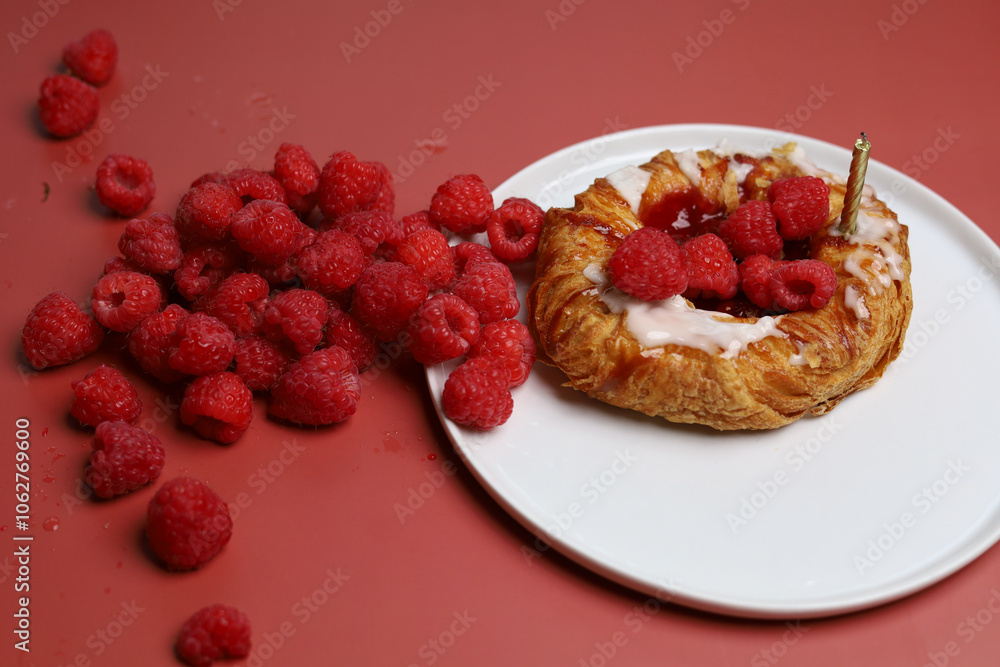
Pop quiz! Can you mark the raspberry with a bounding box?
[269,347,361,425]
[169,312,236,376]
[719,200,783,260]
[223,168,287,205]
[180,372,253,444]
[451,242,496,283]
[441,356,513,430]
[91,270,164,333]
[70,365,142,427]
[769,176,831,240]
[770,259,837,311]
[317,151,393,220]
[400,210,439,236]
[175,183,243,242]
[102,256,145,276]
[325,307,377,371]
[274,143,320,216]
[118,212,182,274]
[329,210,399,256]
[38,74,98,138]
[292,229,367,295]
[405,294,480,365]
[681,233,739,300]
[449,260,520,324]
[128,304,189,383]
[95,154,157,217]
[467,319,535,387]
[739,254,781,310]
[190,172,227,187]
[352,262,429,341]
[174,243,243,302]
[205,272,269,337]
[176,604,252,667]
[607,227,687,301]
[21,291,104,369]
[429,174,494,234]
[84,421,165,499]
[263,289,328,355]
[62,29,117,86]
[230,199,307,266]
[394,229,455,290]
[232,336,291,392]
[146,477,232,571]
[486,197,544,263]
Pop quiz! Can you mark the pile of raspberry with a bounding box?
[37,29,118,138]
[609,175,838,313]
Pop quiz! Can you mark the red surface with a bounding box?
[2,1,999,665]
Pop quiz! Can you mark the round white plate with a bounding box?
[425,124,1000,619]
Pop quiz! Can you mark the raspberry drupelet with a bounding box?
[405,294,481,366]
[719,200,783,260]
[118,212,182,274]
[70,364,142,427]
[21,291,104,369]
[175,183,243,242]
[449,260,520,324]
[352,262,429,342]
[168,312,236,377]
[128,304,189,383]
[269,347,361,426]
[317,151,394,220]
[180,372,253,444]
[91,270,165,333]
[85,421,165,499]
[467,319,536,388]
[441,356,514,430]
[96,154,157,217]
[429,174,494,234]
[608,227,688,302]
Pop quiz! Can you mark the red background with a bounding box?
[2,0,999,665]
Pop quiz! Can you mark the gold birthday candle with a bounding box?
[840,132,871,235]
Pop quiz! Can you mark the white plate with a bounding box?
[425,124,1000,619]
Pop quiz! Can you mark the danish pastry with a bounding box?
[528,142,912,430]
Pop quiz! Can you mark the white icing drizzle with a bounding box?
[714,139,767,159]
[727,158,755,183]
[788,340,809,366]
[583,262,608,286]
[676,149,702,186]
[844,285,870,320]
[785,145,823,177]
[831,201,906,295]
[605,165,651,215]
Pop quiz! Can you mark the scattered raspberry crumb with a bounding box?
[85,421,164,499]
[62,29,118,86]
[70,364,142,427]
[21,291,104,369]
[609,227,688,301]
[405,294,480,365]
[91,270,164,333]
[146,477,232,571]
[467,319,535,387]
[441,356,513,430]
[38,74,98,138]
[180,372,253,444]
[96,154,157,217]
[269,347,361,425]
[176,604,251,667]
[118,212,182,274]
[429,174,494,234]
[486,197,544,263]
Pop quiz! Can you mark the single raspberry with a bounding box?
[352,262,429,342]
[451,242,496,284]
[328,210,399,256]
[405,294,480,366]
[232,336,291,391]
[180,372,253,444]
[128,304,189,383]
[400,210,439,236]
[38,74,98,138]
[441,356,513,430]
[449,260,520,324]
[230,199,307,265]
[770,259,838,311]
[739,254,781,310]
[317,151,393,220]
[719,200,783,260]
[175,183,243,242]
[269,347,361,425]
[223,168,287,205]
[262,289,328,355]
[168,312,236,376]
[174,243,244,302]
[394,229,455,290]
[325,307,377,371]
[274,143,320,216]
[486,197,544,263]
[62,29,118,86]
[769,176,831,240]
[118,212,182,274]
[292,229,367,295]
[70,364,142,427]
[429,174,494,234]
[176,604,252,667]
[146,477,232,571]
[84,421,165,499]
[102,256,145,276]
[467,319,536,387]
[91,271,164,333]
[681,233,739,300]
[205,272,269,338]
[21,291,104,369]
[608,227,688,302]
[95,154,157,217]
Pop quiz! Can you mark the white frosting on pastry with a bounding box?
[727,158,755,183]
[605,165,651,215]
[676,149,702,186]
[844,285,870,319]
[788,340,809,366]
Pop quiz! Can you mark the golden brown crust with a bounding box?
[528,144,912,430]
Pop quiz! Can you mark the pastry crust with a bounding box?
[528,143,912,430]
